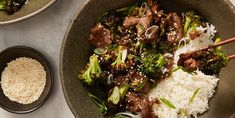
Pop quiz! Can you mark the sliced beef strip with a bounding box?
[123,16,140,28]
[139,80,152,95]
[140,96,152,118]
[183,58,199,71]
[118,28,137,46]
[125,92,142,112]
[142,25,159,43]
[147,0,159,15]
[189,30,200,40]
[89,23,112,48]
[177,50,211,71]
[125,92,153,118]
[166,13,183,45]
[136,9,153,37]
[113,75,129,86]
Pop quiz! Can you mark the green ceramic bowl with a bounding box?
[0,0,56,25]
[60,0,235,118]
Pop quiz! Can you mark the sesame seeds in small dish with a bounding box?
[0,46,53,114]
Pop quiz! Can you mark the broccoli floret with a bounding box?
[184,11,203,36]
[199,46,229,76]
[79,54,102,85]
[184,11,194,35]
[140,52,166,77]
[0,0,26,15]
[111,46,128,71]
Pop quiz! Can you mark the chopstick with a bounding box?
[190,37,235,53]
[201,37,235,51]
[228,55,235,60]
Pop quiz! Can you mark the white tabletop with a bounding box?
[0,0,85,118]
[0,0,234,118]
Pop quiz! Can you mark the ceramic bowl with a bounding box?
[60,0,235,117]
[0,46,53,114]
[0,0,56,25]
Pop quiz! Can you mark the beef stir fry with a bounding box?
[177,47,228,75]
[79,0,229,117]
[0,0,27,15]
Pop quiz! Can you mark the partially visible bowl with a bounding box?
[0,46,54,114]
[60,0,235,118]
[0,0,56,25]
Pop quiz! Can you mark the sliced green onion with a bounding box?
[97,12,108,23]
[189,88,200,104]
[94,48,107,55]
[115,112,141,118]
[108,44,118,50]
[172,66,197,75]
[139,2,147,17]
[119,84,130,99]
[138,23,145,31]
[88,93,108,115]
[160,98,176,109]
[135,77,148,91]
[121,49,128,63]
[108,86,120,105]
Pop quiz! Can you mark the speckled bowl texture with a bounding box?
[60,0,235,118]
[0,0,56,25]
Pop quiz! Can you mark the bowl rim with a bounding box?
[59,0,90,117]
[0,0,57,25]
[0,46,54,114]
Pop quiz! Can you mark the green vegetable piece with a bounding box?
[172,66,197,75]
[119,84,130,99]
[137,23,145,31]
[189,88,200,104]
[135,77,148,91]
[214,38,221,44]
[0,2,5,10]
[214,38,222,50]
[160,98,176,109]
[184,13,193,35]
[200,46,229,75]
[141,53,166,76]
[111,46,127,70]
[94,48,107,55]
[184,11,202,36]
[178,108,187,116]
[79,55,102,85]
[88,93,108,115]
[108,44,119,50]
[135,40,144,54]
[108,86,120,105]
[138,2,147,17]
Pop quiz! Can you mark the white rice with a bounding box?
[149,24,218,118]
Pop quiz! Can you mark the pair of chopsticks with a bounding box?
[191,37,235,60]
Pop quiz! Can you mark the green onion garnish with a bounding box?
[160,98,176,109]
[189,88,200,104]
[88,93,108,115]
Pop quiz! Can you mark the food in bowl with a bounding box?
[78,0,233,117]
[0,0,28,15]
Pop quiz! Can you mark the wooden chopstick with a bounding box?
[192,37,235,53]
[228,55,235,60]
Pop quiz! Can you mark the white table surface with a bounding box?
[0,0,234,118]
[0,0,85,118]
